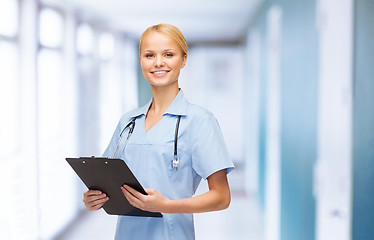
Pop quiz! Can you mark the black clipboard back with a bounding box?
[66,157,162,218]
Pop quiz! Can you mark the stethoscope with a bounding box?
[112,115,182,170]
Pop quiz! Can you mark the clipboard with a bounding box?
[66,156,162,218]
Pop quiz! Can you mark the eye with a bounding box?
[145,53,154,58]
[165,53,173,57]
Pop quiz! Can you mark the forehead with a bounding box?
[141,31,179,51]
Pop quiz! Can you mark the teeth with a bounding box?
[154,71,166,74]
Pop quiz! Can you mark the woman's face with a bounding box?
[140,31,187,89]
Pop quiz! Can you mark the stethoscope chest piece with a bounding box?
[172,156,180,171]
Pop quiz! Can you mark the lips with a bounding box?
[151,70,170,77]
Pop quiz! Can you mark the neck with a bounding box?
[149,83,179,115]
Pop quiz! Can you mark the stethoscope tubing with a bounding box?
[112,118,136,159]
[112,116,181,165]
[174,115,181,157]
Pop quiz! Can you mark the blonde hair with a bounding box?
[139,23,188,56]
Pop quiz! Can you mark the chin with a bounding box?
[147,78,179,88]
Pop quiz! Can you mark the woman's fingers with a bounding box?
[121,185,167,212]
[89,198,108,210]
[83,190,109,211]
[84,190,103,198]
[86,193,107,203]
[123,185,144,199]
[86,196,109,211]
[121,185,144,209]
[87,195,108,205]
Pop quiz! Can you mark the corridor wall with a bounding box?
[245,0,318,240]
[246,0,374,240]
[279,1,318,240]
[352,0,374,239]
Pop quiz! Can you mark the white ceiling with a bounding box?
[45,0,263,43]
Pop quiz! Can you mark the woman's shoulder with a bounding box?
[186,102,217,123]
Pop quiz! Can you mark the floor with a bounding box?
[56,169,263,240]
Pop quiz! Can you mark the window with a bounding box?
[99,32,115,60]
[0,0,19,157]
[38,8,64,148]
[0,41,19,156]
[77,23,95,56]
[39,8,63,48]
[0,1,21,239]
[38,7,78,239]
[98,31,121,150]
[0,0,18,37]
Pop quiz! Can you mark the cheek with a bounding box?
[140,60,152,72]
[168,59,184,70]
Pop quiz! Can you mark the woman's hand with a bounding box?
[83,190,109,211]
[121,169,230,214]
[121,185,169,213]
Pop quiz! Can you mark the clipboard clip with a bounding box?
[79,156,108,164]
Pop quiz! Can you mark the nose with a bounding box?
[154,56,165,67]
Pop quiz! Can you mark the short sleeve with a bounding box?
[191,112,234,179]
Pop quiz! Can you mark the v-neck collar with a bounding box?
[128,89,189,119]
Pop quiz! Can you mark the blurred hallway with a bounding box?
[2,0,374,240]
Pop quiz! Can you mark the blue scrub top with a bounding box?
[103,90,234,240]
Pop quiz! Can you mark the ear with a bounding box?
[180,54,187,68]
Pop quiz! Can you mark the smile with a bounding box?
[151,70,170,77]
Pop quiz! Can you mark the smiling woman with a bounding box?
[140,31,187,98]
[82,23,235,240]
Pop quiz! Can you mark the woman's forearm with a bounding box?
[122,169,231,214]
[163,169,231,213]
[163,188,230,213]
